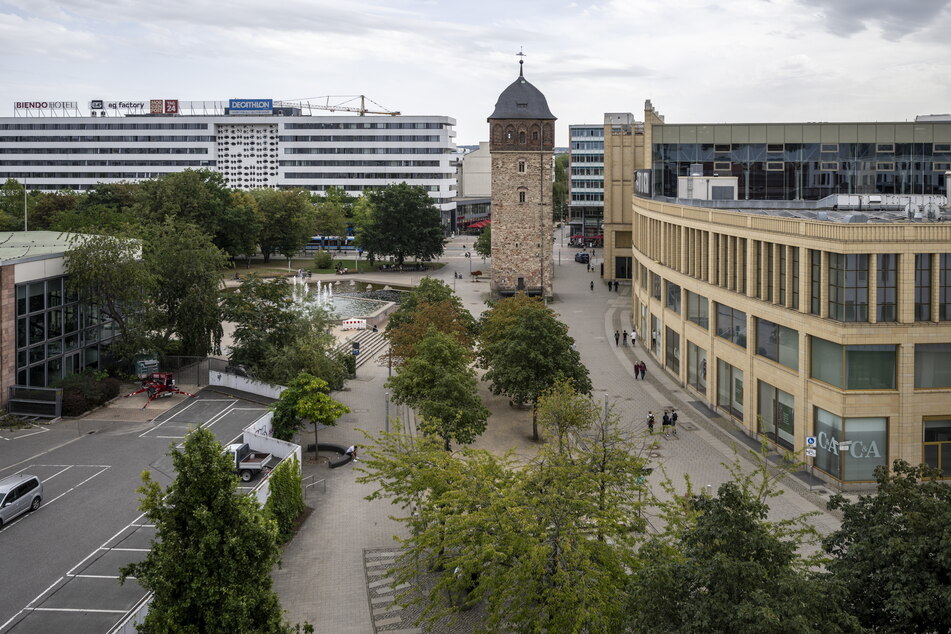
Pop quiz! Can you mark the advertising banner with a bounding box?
[228,98,272,114]
[150,99,163,114]
[15,101,78,110]
[164,99,179,114]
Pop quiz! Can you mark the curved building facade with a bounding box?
[629,197,951,485]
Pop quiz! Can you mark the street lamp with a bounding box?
[465,251,471,274]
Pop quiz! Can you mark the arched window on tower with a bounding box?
[518,159,526,173]
[519,131,526,144]
[518,189,527,203]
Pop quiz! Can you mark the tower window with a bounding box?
[518,160,526,173]
[519,131,526,144]
[519,191,526,203]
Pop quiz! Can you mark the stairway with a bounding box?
[337,329,389,369]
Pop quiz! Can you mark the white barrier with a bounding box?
[341,318,367,330]
[208,371,285,399]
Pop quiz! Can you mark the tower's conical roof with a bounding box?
[488,62,555,121]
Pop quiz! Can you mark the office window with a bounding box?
[766,245,774,303]
[666,281,681,314]
[915,343,951,389]
[714,144,731,153]
[766,161,784,171]
[934,162,951,171]
[651,272,661,300]
[820,144,839,153]
[755,318,799,370]
[923,419,951,478]
[876,143,895,153]
[713,161,731,171]
[820,162,838,171]
[759,381,795,450]
[687,341,707,394]
[791,247,800,309]
[811,336,896,389]
[940,254,951,321]
[877,253,898,322]
[715,303,746,348]
[828,253,868,322]
[686,290,708,329]
[915,254,932,321]
[810,250,821,315]
[876,162,895,171]
[717,359,743,419]
[767,144,784,153]
[934,143,951,153]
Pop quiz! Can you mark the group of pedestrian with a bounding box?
[614,330,631,346]
[633,361,647,380]
[607,280,621,292]
[645,408,678,435]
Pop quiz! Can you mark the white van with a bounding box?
[0,474,43,528]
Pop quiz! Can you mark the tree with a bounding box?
[119,427,285,633]
[477,293,591,440]
[359,383,645,632]
[265,455,305,544]
[473,224,491,259]
[386,328,488,450]
[386,299,475,366]
[31,190,77,230]
[357,182,444,266]
[552,153,569,222]
[133,169,231,245]
[143,218,228,356]
[271,372,349,460]
[0,178,28,230]
[252,189,316,263]
[386,277,475,336]
[627,449,859,634]
[218,191,262,266]
[64,232,153,359]
[824,460,951,633]
[313,191,348,241]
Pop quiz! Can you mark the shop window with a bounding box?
[758,381,795,450]
[755,318,798,370]
[666,281,681,314]
[650,315,661,357]
[687,341,707,394]
[665,327,680,375]
[915,343,951,389]
[651,272,661,300]
[923,418,951,478]
[810,336,896,389]
[686,290,708,329]
[717,359,743,420]
[814,409,888,481]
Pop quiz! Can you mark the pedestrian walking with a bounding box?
[633,360,639,379]
[670,410,678,437]
[647,411,655,434]
[640,363,648,380]
[623,330,628,345]
[615,280,619,292]
[590,280,594,291]
[614,330,620,346]
[632,329,637,346]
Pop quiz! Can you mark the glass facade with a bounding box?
[915,254,932,321]
[915,343,951,389]
[810,249,821,315]
[666,281,681,314]
[665,327,680,375]
[810,337,896,390]
[652,141,950,200]
[941,254,951,321]
[814,408,888,481]
[828,253,868,322]
[16,276,114,387]
[687,341,707,394]
[686,290,708,328]
[651,272,661,300]
[717,359,743,419]
[759,381,795,450]
[876,253,898,322]
[755,318,798,370]
[715,303,746,348]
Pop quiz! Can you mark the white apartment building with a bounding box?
[0,99,457,212]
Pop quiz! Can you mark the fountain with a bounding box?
[289,276,394,321]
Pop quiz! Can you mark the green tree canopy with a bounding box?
[142,218,228,356]
[824,460,951,633]
[252,188,316,263]
[132,169,231,242]
[0,178,28,230]
[356,182,444,266]
[30,190,77,231]
[386,277,475,335]
[552,153,569,222]
[120,427,285,633]
[385,299,475,366]
[386,327,488,450]
[477,293,591,440]
[473,224,491,259]
[271,372,349,454]
[313,191,348,241]
[218,191,262,264]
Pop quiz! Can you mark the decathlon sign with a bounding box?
[229,98,272,114]
[15,101,78,110]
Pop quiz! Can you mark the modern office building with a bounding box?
[453,141,492,233]
[0,232,115,403]
[0,99,457,213]
[567,124,604,243]
[604,102,951,485]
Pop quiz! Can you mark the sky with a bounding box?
[1,0,950,145]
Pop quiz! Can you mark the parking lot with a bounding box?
[0,388,271,633]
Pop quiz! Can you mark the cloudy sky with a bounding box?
[1,0,950,144]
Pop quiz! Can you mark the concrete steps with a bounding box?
[337,329,389,369]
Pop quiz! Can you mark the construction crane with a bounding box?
[277,95,400,116]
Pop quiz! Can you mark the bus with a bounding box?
[305,235,357,254]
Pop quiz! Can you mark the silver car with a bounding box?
[0,474,43,528]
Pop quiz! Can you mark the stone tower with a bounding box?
[488,60,556,298]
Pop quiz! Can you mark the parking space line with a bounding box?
[41,465,74,481]
[0,466,111,536]
[129,524,154,528]
[0,425,49,441]
[199,402,239,431]
[44,466,110,507]
[0,576,64,632]
[25,608,128,614]
[101,548,149,552]
[140,399,237,439]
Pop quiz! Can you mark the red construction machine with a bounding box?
[124,371,196,408]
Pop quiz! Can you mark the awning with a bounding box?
[467,219,491,229]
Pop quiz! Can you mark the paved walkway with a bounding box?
[272,232,844,632]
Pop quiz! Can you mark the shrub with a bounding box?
[100,377,122,402]
[265,455,305,543]
[61,389,91,417]
[313,250,333,270]
[55,371,103,405]
[340,352,356,377]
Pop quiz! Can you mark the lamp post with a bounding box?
[22,179,27,232]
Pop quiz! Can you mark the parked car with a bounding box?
[0,474,42,528]
[574,252,590,264]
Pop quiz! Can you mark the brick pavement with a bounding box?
[273,232,844,632]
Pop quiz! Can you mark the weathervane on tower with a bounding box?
[517,47,526,75]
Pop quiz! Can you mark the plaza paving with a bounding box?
[271,233,845,633]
